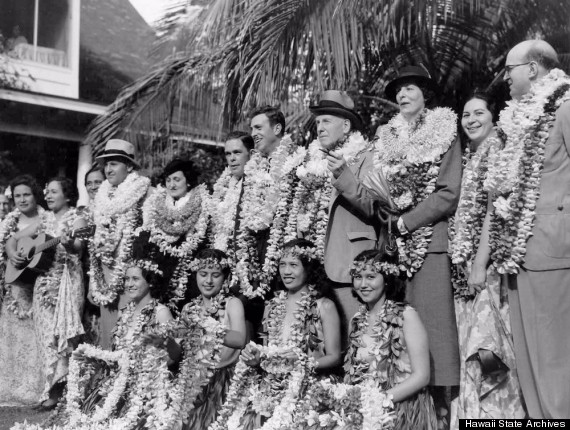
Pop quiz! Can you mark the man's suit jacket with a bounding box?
[324,149,379,283]
[523,100,570,271]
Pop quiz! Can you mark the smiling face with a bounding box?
[250,114,280,156]
[45,180,69,213]
[12,184,37,216]
[279,253,308,293]
[125,266,151,304]
[396,83,426,122]
[104,159,132,186]
[315,114,350,150]
[0,194,10,219]
[165,170,189,200]
[461,98,494,147]
[352,265,385,310]
[85,170,105,201]
[225,138,251,179]
[196,265,226,299]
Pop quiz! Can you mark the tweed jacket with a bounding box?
[400,137,462,253]
[324,148,379,283]
[523,101,570,271]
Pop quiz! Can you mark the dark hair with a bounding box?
[101,156,137,171]
[250,105,286,137]
[395,78,437,108]
[278,239,330,298]
[524,41,561,71]
[225,131,255,151]
[350,249,403,302]
[84,165,105,185]
[193,248,232,280]
[462,91,498,123]
[9,174,43,204]
[160,158,199,189]
[48,176,78,207]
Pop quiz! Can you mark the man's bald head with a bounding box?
[504,40,560,100]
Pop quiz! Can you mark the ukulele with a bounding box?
[4,225,95,284]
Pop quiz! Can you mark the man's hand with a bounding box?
[326,151,347,179]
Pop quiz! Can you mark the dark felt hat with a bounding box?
[385,65,439,101]
[309,90,364,131]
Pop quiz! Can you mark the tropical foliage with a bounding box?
[85,0,570,173]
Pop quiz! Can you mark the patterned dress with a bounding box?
[0,216,44,406]
[33,209,85,401]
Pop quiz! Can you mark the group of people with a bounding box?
[0,38,568,429]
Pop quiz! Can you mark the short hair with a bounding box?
[225,131,255,151]
[463,91,498,122]
[84,165,105,185]
[101,156,137,171]
[350,248,404,302]
[193,248,232,280]
[278,238,331,298]
[250,105,286,136]
[394,78,436,108]
[9,174,43,204]
[160,158,199,189]
[48,176,79,207]
[524,40,561,71]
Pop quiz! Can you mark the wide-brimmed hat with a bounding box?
[96,139,140,168]
[385,65,439,102]
[309,90,363,131]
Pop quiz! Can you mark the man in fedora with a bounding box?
[291,90,380,337]
[90,138,153,349]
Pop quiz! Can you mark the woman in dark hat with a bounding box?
[139,158,208,308]
[372,64,462,427]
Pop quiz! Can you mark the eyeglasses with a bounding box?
[504,62,531,74]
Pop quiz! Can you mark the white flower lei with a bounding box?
[208,167,242,253]
[374,108,457,277]
[484,69,570,273]
[284,131,371,261]
[89,172,150,305]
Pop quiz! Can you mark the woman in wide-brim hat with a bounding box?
[372,64,462,427]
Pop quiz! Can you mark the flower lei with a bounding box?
[208,168,242,252]
[34,208,82,309]
[0,207,47,318]
[374,108,457,277]
[448,134,502,299]
[284,132,371,261]
[89,172,150,305]
[189,256,231,273]
[484,69,570,274]
[211,289,319,430]
[344,300,407,388]
[349,259,401,278]
[289,377,395,430]
[233,135,304,299]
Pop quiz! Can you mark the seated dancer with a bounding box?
[345,249,436,429]
[167,248,247,430]
[140,158,208,307]
[211,239,341,430]
[53,233,178,428]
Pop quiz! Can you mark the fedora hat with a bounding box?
[96,139,140,168]
[309,90,364,131]
[384,65,439,102]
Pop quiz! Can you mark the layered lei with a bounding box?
[283,132,371,261]
[210,289,319,430]
[448,134,502,299]
[234,135,306,299]
[484,69,570,274]
[34,208,82,309]
[0,207,47,318]
[65,298,226,430]
[374,108,457,276]
[140,184,208,305]
[89,173,150,305]
[208,167,242,253]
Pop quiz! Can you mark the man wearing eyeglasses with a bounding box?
[495,40,570,418]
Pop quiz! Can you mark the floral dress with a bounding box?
[0,211,45,405]
[33,209,85,401]
[345,300,437,430]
